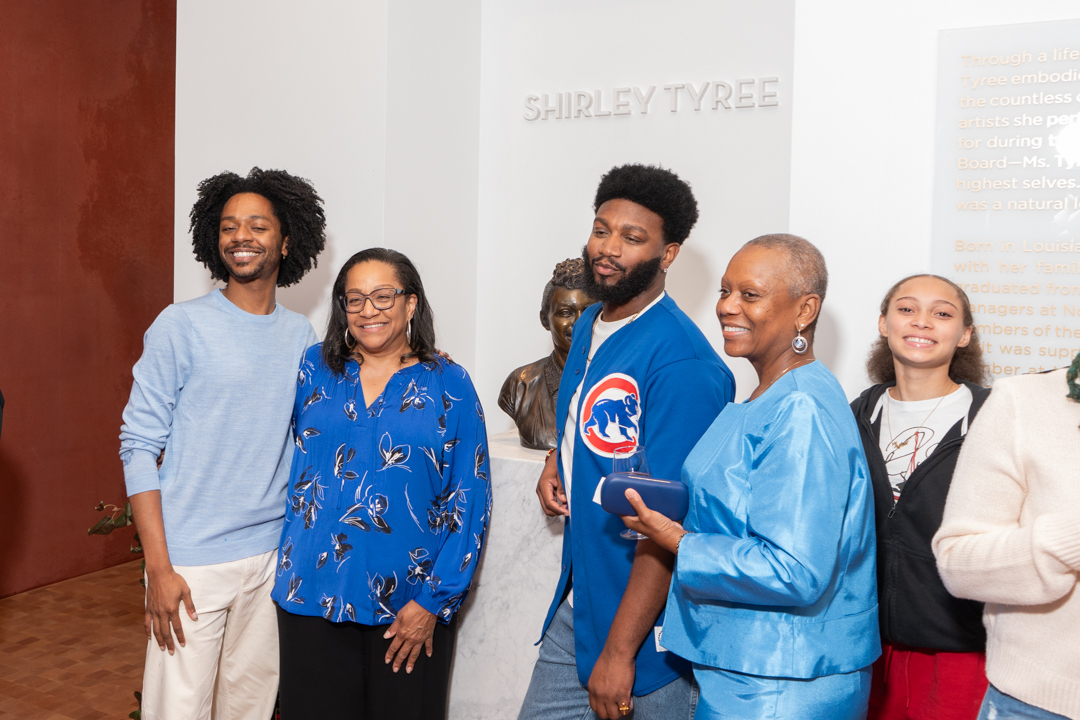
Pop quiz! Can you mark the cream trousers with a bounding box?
[140,549,278,720]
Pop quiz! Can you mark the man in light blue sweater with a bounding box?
[120,168,326,720]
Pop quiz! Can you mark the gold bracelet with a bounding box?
[675,531,691,554]
[546,447,557,461]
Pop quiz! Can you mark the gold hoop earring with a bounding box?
[344,328,355,349]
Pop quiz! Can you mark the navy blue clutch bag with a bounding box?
[599,472,689,521]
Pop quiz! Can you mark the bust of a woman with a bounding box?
[499,258,598,450]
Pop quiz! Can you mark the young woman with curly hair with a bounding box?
[850,274,990,720]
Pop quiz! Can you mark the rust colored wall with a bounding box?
[0,0,176,597]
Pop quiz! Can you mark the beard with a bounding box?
[580,246,664,305]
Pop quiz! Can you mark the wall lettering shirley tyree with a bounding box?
[523,78,780,121]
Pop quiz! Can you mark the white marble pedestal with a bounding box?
[448,430,564,720]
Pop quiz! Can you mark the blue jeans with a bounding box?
[978,685,1070,720]
[517,598,696,720]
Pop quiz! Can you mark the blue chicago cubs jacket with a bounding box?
[541,293,736,695]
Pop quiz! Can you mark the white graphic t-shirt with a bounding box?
[871,384,973,502]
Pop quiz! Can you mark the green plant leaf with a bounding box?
[87,516,113,536]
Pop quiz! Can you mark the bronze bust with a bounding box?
[499,258,599,450]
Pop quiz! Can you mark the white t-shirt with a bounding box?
[871,384,973,501]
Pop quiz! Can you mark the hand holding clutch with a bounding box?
[600,472,688,520]
[604,478,689,555]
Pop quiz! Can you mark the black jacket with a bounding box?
[851,381,990,652]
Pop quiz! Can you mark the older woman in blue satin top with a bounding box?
[623,234,879,720]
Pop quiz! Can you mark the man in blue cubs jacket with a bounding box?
[518,165,735,720]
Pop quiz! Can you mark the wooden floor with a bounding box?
[0,560,145,719]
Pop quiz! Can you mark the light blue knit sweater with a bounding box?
[120,289,316,566]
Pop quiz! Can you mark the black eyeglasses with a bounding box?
[339,288,406,313]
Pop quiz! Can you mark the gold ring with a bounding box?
[619,702,631,716]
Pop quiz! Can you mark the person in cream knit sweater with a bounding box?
[933,359,1080,720]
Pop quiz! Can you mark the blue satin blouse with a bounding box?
[661,361,880,678]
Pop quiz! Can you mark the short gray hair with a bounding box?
[742,233,828,302]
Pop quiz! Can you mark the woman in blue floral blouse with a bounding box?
[272,248,491,720]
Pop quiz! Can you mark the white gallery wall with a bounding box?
[174,0,388,332]
[382,1,482,372]
[174,0,1080,417]
[174,0,483,371]
[788,0,1080,394]
[473,0,795,431]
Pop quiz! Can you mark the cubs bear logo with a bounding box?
[579,373,641,457]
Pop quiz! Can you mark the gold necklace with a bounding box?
[755,358,813,397]
[886,384,956,449]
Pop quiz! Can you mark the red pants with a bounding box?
[867,641,987,720]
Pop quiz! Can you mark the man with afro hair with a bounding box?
[119,167,326,720]
[520,164,735,720]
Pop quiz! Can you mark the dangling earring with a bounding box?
[406,318,413,344]
[792,326,808,355]
[344,328,355,349]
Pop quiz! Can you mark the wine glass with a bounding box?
[613,445,650,541]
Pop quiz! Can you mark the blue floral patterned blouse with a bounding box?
[271,345,492,626]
